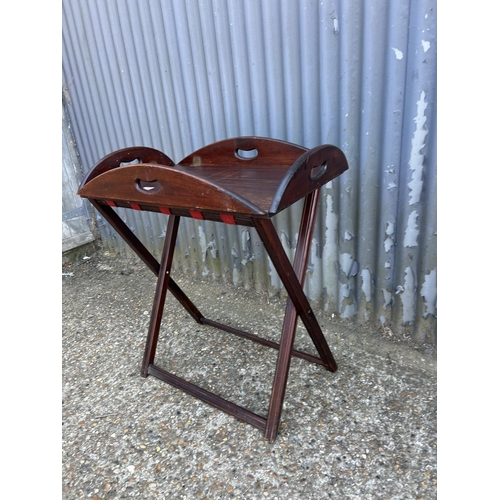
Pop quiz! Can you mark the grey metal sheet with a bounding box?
[62,0,436,344]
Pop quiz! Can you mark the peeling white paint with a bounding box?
[341,283,350,298]
[388,181,397,190]
[324,195,340,300]
[208,241,217,260]
[421,269,437,318]
[344,230,353,241]
[392,47,404,60]
[384,237,394,253]
[384,260,391,269]
[340,253,358,277]
[404,210,419,247]
[361,269,372,302]
[267,255,281,290]
[384,222,395,253]
[240,229,252,265]
[382,289,392,308]
[307,237,321,303]
[341,303,357,318]
[232,266,240,286]
[333,17,339,34]
[400,267,416,324]
[379,315,386,324]
[408,91,428,205]
[340,253,354,276]
[421,40,431,52]
[198,226,207,263]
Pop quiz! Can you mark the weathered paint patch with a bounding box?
[361,269,372,302]
[408,91,428,205]
[421,40,431,52]
[208,240,217,259]
[267,255,281,291]
[384,237,394,253]
[340,253,353,275]
[340,253,359,277]
[280,230,293,261]
[324,195,340,300]
[333,17,339,34]
[232,266,240,286]
[198,225,207,263]
[384,222,395,253]
[344,230,353,241]
[340,283,350,298]
[400,267,416,324]
[240,229,252,265]
[306,237,320,303]
[341,303,357,318]
[421,269,437,318]
[404,210,419,248]
[382,289,393,308]
[392,47,404,60]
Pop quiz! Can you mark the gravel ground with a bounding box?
[62,251,437,499]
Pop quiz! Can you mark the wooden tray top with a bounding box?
[78,137,348,218]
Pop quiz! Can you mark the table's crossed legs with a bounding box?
[90,191,337,442]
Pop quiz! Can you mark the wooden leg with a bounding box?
[253,194,337,441]
[90,201,204,323]
[141,215,180,377]
[89,198,336,442]
[253,218,337,372]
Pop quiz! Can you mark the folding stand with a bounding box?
[78,137,348,442]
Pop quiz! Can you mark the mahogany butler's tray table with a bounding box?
[78,137,348,442]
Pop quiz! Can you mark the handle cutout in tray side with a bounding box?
[121,158,142,167]
[235,148,258,160]
[310,161,328,180]
[135,179,162,194]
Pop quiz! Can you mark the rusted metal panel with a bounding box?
[62,0,436,344]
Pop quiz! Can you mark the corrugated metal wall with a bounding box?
[62,0,437,344]
[62,100,95,253]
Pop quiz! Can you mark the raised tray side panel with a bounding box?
[270,145,349,214]
[79,147,175,188]
[178,137,308,167]
[77,164,264,215]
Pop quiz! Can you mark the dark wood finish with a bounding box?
[148,364,267,430]
[81,146,175,185]
[270,144,349,214]
[253,218,338,372]
[256,190,336,442]
[77,137,348,442]
[200,318,327,367]
[78,137,348,217]
[80,163,266,215]
[178,136,307,167]
[89,200,204,323]
[141,214,180,377]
